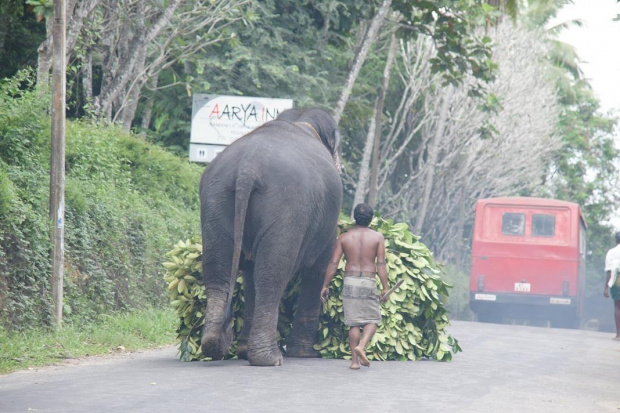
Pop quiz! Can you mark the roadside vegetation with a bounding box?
[0,70,202,330]
[0,307,177,374]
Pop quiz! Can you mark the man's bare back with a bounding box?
[320,224,389,302]
[339,227,385,273]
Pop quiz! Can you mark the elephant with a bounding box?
[199,108,343,366]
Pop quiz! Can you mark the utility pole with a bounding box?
[50,0,66,327]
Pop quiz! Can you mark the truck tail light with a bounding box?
[477,275,485,292]
[562,280,569,296]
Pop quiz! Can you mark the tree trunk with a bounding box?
[332,0,392,125]
[65,0,97,59]
[367,35,397,208]
[119,44,148,131]
[82,50,93,105]
[121,81,142,132]
[367,86,386,209]
[95,28,145,119]
[351,113,377,212]
[36,18,53,91]
[140,73,159,134]
[414,85,454,234]
[454,186,469,264]
[36,0,93,91]
[94,0,181,120]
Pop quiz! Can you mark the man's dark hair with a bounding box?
[615,231,620,244]
[354,203,374,227]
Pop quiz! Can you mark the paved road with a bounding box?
[1,321,619,413]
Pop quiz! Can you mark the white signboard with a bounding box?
[189,94,294,162]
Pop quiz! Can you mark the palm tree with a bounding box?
[522,0,584,104]
[487,0,583,103]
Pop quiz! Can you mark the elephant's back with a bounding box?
[207,121,339,189]
[200,118,342,269]
[251,123,340,202]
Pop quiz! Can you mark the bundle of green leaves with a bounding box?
[163,217,461,363]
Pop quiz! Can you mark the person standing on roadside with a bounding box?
[320,203,389,369]
[604,231,620,341]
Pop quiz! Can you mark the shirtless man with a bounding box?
[320,203,389,369]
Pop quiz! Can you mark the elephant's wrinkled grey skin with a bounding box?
[199,108,343,366]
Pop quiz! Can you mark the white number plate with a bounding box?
[550,297,571,305]
[514,282,531,292]
[474,293,496,301]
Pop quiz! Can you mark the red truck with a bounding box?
[469,197,586,328]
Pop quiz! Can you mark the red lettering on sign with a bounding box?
[209,104,220,117]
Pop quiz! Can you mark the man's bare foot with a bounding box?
[350,362,360,370]
[354,346,370,367]
[613,336,620,341]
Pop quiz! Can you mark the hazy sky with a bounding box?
[552,1,620,226]
[554,0,620,114]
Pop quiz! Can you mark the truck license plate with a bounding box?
[514,282,531,292]
[474,293,496,301]
[550,297,571,305]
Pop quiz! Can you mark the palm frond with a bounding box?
[546,18,583,35]
[548,38,582,79]
[525,0,574,27]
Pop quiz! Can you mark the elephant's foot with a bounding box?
[201,327,233,359]
[201,334,226,359]
[248,345,284,366]
[286,342,321,358]
[236,340,249,360]
[288,315,321,358]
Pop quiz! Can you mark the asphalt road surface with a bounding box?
[1,321,619,413]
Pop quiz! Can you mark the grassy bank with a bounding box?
[1,72,202,330]
[0,307,177,374]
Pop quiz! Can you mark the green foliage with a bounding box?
[392,0,496,90]
[0,70,53,327]
[0,161,16,215]
[0,68,49,166]
[161,237,207,361]
[117,135,201,209]
[25,0,53,19]
[164,217,461,363]
[0,7,46,80]
[0,73,204,330]
[0,306,177,374]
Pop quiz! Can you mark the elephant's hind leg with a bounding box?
[247,240,299,366]
[200,241,235,360]
[287,247,333,358]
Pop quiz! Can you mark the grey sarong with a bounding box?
[343,271,381,326]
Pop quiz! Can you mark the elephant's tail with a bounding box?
[230,173,254,287]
